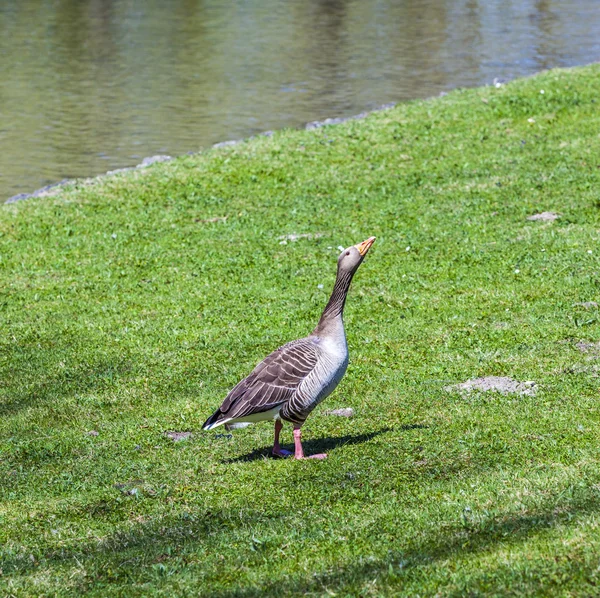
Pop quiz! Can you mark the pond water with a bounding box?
[1,0,599,201]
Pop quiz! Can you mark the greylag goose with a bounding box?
[202,236,375,459]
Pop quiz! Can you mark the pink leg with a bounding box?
[293,426,327,460]
[272,420,292,457]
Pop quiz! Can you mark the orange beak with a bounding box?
[354,236,376,256]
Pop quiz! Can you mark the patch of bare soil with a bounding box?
[195,216,227,224]
[559,363,600,377]
[527,212,559,221]
[278,233,324,243]
[445,376,537,396]
[574,302,599,309]
[165,431,193,441]
[576,341,600,354]
[324,408,355,417]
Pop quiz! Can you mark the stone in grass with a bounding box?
[304,102,395,130]
[114,479,144,491]
[445,376,537,396]
[278,232,324,243]
[324,408,355,417]
[576,341,600,354]
[137,155,172,168]
[5,179,71,204]
[574,302,599,310]
[114,479,156,497]
[87,430,99,437]
[165,431,192,441]
[527,212,559,222]
[213,140,240,148]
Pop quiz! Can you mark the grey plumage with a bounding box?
[202,237,375,440]
[203,338,320,429]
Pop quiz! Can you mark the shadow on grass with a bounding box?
[0,333,134,417]
[222,426,397,463]
[212,483,600,597]
[4,478,600,596]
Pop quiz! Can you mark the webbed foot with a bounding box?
[272,448,293,458]
[302,452,327,460]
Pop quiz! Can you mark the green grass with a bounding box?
[2,64,600,597]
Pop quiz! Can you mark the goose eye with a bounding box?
[345,251,350,256]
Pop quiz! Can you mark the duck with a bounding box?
[202,236,376,459]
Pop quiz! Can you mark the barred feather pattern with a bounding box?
[202,338,321,429]
[280,345,348,425]
[316,269,354,325]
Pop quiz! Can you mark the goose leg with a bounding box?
[272,419,292,457]
[293,426,327,460]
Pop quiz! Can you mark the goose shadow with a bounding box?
[222,424,426,463]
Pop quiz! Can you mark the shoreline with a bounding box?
[4,102,397,205]
[7,61,600,206]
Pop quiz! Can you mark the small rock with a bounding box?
[574,302,598,310]
[213,140,240,148]
[137,155,172,168]
[560,363,600,376]
[306,116,354,130]
[278,233,324,242]
[106,167,135,176]
[114,479,146,496]
[165,431,192,441]
[527,212,559,222]
[87,430,99,437]
[324,408,354,417]
[304,103,394,131]
[576,341,600,353]
[196,216,227,224]
[445,376,537,396]
[5,192,33,203]
[5,179,71,204]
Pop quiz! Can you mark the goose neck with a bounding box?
[314,268,354,333]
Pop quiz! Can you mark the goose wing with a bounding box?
[202,338,319,429]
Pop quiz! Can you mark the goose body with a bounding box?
[202,236,375,459]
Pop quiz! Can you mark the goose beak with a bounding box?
[354,236,376,256]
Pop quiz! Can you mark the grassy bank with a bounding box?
[2,64,600,596]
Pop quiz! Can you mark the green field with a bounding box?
[2,64,600,596]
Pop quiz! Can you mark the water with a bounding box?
[1,0,599,201]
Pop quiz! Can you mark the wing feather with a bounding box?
[203,338,319,428]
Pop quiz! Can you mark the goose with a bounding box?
[202,236,376,459]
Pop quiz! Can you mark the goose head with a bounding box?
[337,236,376,274]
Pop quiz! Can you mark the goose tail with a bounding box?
[202,409,226,430]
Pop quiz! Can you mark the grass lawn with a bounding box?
[2,64,600,597]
